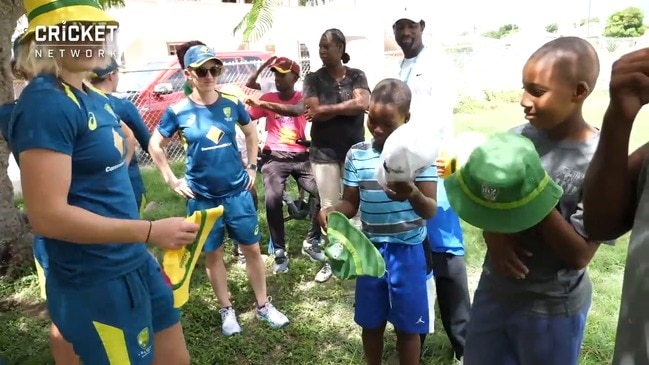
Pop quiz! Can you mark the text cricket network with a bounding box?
[33,21,119,59]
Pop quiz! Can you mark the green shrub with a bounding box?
[454,89,521,114]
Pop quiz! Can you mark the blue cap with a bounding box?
[183,45,222,69]
[90,57,120,79]
[12,32,26,61]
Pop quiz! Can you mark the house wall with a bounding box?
[107,0,387,87]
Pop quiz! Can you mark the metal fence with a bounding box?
[112,58,313,164]
[9,37,646,165]
[109,54,402,165]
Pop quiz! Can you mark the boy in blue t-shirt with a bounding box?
[321,78,438,365]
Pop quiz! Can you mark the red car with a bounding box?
[115,51,273,148]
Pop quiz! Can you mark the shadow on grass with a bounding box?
[0,281,53,365]
[1,164,461,364]
[140,164,458,364]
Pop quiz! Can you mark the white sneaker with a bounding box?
[315,262,333,283]
[219,307,242,336]
[256,301,289,328]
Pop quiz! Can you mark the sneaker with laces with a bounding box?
[314,262,333,283]
[256,301,289,328]
[302,239,325,262]
[219,307,242,336]
[273,249,289,273]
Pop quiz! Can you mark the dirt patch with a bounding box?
[0,296,48,319]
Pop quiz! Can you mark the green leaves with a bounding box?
[603,7,645,38]
[233,0,330,43]
[232,0,277,43]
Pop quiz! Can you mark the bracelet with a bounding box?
[145,221,152,243]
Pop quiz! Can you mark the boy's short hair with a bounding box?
[529,36,600,91]
[371,78,412,115]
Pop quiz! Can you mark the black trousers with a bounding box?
[261,152,320,254]
[420,252,471,360]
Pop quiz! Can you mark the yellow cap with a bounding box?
[24,0,118,37]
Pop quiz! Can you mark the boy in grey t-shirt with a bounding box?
[582,48,649,364]
[463,37,607,365]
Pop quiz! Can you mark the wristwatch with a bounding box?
[247,163,257,171]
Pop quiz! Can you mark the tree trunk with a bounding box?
[0,1,33,277]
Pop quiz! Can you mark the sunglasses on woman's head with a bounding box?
[194,66,222,78]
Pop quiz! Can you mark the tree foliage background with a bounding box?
[233,0,329,42]
[0,0,124,277]
[603,7,646,38]
[482,24,519,39]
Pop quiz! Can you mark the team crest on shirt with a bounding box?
[137,327,150,349]
[223,107,233,122]
[136,327,152,358]
[205,126,224,145]
[113,129,125,157]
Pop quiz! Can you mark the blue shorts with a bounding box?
[46,255,179,365]
[354,242,435,334]
[33,236,48,300]
[187,189,261,252]
[464,289,590,365]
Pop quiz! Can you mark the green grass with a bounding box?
[1,92,649,364]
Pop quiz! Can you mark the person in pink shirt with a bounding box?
[246,57,323,275]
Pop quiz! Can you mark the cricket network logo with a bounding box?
[32,21,119,59]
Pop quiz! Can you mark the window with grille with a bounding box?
[166,43,183,56]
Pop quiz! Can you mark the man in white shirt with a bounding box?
[392,7,470,365]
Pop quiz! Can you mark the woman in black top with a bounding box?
[302,28,370,282]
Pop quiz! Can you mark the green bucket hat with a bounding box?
[324,211,386,280]
[444,132,563,233]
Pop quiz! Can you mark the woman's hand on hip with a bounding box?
[246,168,257,190]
